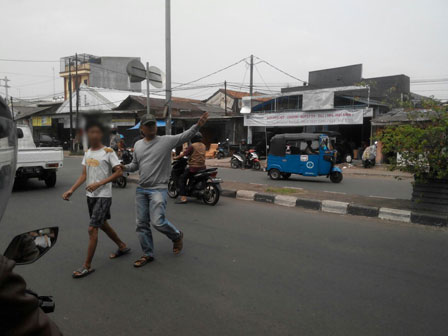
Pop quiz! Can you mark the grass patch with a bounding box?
[265,187,302,195]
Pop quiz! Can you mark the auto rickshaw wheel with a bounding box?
[281,173,291,180]
[330,171,343,183]
[268,169,281,180]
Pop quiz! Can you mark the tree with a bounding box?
[379,99,448,181]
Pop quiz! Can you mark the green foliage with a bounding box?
[379,100,448,180]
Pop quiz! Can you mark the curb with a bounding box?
[220,189,445,227]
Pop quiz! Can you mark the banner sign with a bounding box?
[302,91,334,111]
[32,116,52,127]
[244,109,369,127]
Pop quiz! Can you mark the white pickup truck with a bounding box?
[16,125,64,187]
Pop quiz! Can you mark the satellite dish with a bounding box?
[148,66,165,89]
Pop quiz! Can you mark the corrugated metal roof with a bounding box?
[371,108,436,125]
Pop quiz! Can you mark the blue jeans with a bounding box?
[135,187,180,257]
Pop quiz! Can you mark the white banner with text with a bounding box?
[244,109,370,127]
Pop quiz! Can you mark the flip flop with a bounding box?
[72,266,95,279]
[110,247,131,259]
[133,255,154,268]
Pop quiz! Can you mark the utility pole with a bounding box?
[10,97,14,117]
[165,0,172,135]
[75,53,80,152]
[146,62,151,116]
[1,76,10,101]
[68,58,74,152]
[247,55,254,144]
[224,80,227,114]
[249,54,254,96]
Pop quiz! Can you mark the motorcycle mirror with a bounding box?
[3,227,59,265]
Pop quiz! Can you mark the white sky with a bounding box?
[1,0,447,100]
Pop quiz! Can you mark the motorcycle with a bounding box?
[167,157,222,205]
[230,149,261,170]
[216,139,230,159]
[3,226,59,314]
[113,148,133,188]
[362,142,378,168]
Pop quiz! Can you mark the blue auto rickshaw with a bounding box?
[267,133,343,183]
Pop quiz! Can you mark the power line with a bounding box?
[0,58,58,63]
[254,56,306,83]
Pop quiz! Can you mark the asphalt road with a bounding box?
[218,166,412,200]
[1,157,447,336]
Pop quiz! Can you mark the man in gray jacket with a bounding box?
[123,112,208,267]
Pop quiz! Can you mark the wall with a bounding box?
[90,57,141,92]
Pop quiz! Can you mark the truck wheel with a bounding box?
[330,171,343,183]
[268,169,281,180]
[44,171,57,188]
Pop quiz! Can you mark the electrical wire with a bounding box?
[254,56,306,83]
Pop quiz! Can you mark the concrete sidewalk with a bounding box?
[126,173,446,227]
[206,157,413,179]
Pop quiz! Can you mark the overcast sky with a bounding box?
[1,0,447,100]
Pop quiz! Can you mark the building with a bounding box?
[59,54,141,99]
[244,64,417,157]
[115,95,238,147]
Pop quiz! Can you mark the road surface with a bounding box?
[1,157,446,335]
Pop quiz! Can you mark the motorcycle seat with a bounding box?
[194,168,217,176]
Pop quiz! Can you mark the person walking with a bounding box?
[63,121,130,278]
[123,112,209,267]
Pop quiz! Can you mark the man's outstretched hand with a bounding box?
[197,112,209,127]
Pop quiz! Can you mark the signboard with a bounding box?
[244,109,367,127]
[32,116,52,127]
[302,91,334,111]
[147,66,164,89]
[111,118,135,127]
[126,59,146,83]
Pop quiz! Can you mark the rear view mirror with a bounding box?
[3,227,59,265]
[17,128,24,139]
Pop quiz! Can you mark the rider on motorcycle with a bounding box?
[0,96,62,335]
[174,132,206,204]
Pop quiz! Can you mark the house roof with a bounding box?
[371,108,437,126]
[55,85,144,114]
[115,95,229,119]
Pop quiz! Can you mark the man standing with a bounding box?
[123,112,209,267]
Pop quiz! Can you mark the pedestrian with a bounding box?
[62,120,130,278]
[123,112,209,267]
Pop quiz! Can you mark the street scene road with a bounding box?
[217,166,412,200]
[2,157,447,336]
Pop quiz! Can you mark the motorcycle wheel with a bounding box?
[230,158,240,169]
[116,176,127,188]
[203,183,220,206]
[330,171,343,183]
[344,154,353,163]
[253,161,261,170]
[268,168,281,180]
[217,152,224,160]
[167,179,178,198]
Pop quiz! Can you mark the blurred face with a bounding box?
[141,123,157,139]
[87,126,103,146]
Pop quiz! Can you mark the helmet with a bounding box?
[191,132,203,143]
[0,96,17,223]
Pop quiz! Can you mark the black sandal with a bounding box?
[133,255,154,268]
[110,247,131,259]
[72,266,95,279]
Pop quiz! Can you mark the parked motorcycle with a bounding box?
[216,139,230,159]
[167,157,222,205]
[362,142,377,168]
[113,148,132,188]
[230,149,261,170]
